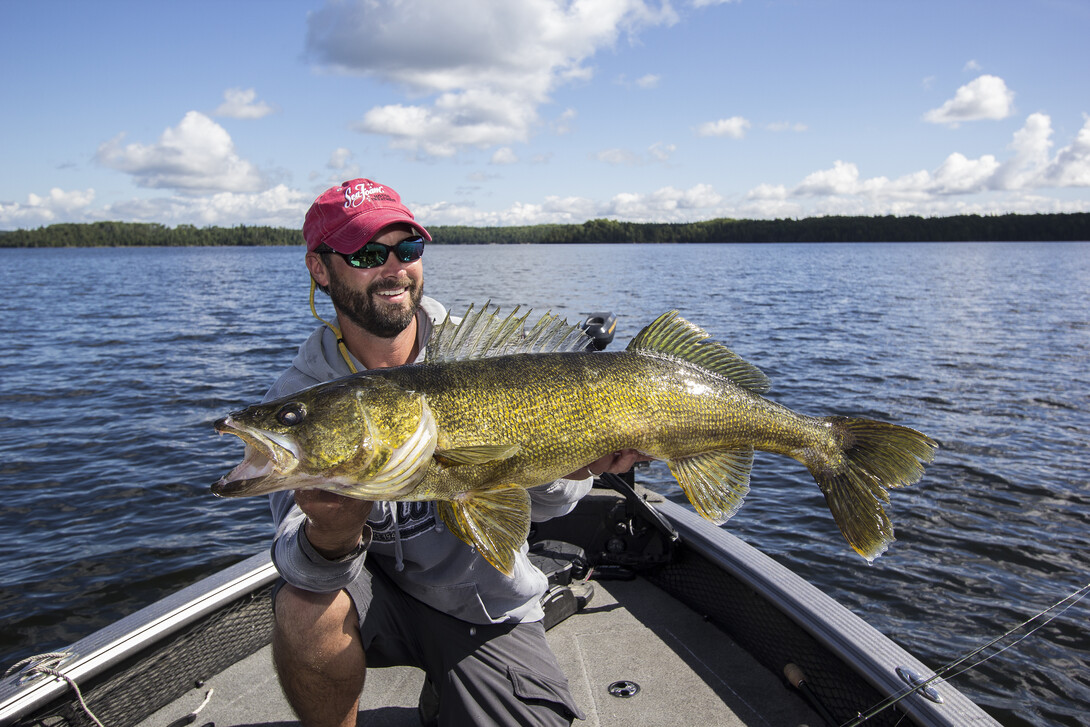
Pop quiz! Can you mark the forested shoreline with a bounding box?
[1,213,1087,247]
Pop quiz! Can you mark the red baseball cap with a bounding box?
[303,178,432,253]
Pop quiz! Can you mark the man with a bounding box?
[268,178,644,727]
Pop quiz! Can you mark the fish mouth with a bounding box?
[212,416,300,497]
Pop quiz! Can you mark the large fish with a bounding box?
[213,304,936,575]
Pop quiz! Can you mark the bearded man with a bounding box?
[267,179,642,727]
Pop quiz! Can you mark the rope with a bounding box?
[3,652,106,727]
[164,688,215,727]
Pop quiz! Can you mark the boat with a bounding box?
[0,312,1000,726]
[0,469,999,727]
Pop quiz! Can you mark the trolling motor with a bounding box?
[580,312,617,351]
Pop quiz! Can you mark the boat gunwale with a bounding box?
[654,498,998,727]
[0,552,278,721]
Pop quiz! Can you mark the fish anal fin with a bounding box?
[629,311,771,394]
[437,484,530,577]
[433,443,521,467]
[668,448,754,524]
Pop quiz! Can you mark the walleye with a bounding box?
[213,304,937,575]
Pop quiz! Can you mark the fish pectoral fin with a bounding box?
[437,484,530,577]
[433,444,521,467]
[668,448,754,524]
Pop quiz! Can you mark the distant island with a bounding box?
[1,213,1087,247]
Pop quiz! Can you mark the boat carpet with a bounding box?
[136,575,817,727]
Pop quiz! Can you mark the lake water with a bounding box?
[1,242,1087,725]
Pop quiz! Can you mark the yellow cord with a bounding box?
[309,278,358,373]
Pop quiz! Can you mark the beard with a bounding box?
[326,267,424,339]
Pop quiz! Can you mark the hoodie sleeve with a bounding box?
[269,490,371,592]
[265,331,369,592]
[527,476,594,522]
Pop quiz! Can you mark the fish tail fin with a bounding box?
[808,417,937,563]
[438,484,531,577]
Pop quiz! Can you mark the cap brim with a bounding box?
[312,209,432,253]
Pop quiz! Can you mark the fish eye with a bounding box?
[276,402,306,427]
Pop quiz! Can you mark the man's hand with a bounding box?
[564,449,654,481]
[294,489,374,560]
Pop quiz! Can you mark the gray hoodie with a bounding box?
[268,296,592,624]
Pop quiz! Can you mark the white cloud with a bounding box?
[103,185,310,227]
[696,116,751,138]
[648,141,676,162]
[924,74,1015,126]
[414,182,724,226]
[930,152,1000,194]
[795,160,860,196]
[636,73,661,88]
[491,147,519,165]
[595,148,640,165]
[307,0,679,156]
[963,59,982,72]
[356,90,541,156]
[214,88,275,119]
[993,112,1053,189]
[316,147,360,185]
[594,142,676,165]
[328,147,354,170]
[745,113,1090,218]
[553,108,577,135]
[746,183,788,201]
[767,121,807,133]
[1045,115,1090,186]
[95,111,266,194]
[0,187,95,226]
[605,183,722,220]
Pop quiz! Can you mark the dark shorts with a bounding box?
[340,561,583,726]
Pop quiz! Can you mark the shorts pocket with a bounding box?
[508,665,586,721]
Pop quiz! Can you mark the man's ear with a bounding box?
[305,251,331,288]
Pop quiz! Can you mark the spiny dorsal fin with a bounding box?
[426,302,592,363]
[628,311,771,393]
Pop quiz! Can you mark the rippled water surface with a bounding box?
[1,242,1087,725]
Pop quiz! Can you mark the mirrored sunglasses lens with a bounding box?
[395,239,425,262]
[349,245,388,268]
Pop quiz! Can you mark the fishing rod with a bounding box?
[840,580,1090,726]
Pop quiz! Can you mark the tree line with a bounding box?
[1,213,1087,248]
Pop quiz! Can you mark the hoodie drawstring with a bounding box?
[392,505,405,572]
[310,279,358,373]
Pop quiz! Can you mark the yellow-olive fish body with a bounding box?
[214,305,936,575]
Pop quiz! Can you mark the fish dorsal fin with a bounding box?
[426,301,592,363]
[628,310,771,394]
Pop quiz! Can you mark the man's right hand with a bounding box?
[294,489,374,560]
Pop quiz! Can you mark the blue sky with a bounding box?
[2,0,1088,230]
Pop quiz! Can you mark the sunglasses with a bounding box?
[335,236,426,269]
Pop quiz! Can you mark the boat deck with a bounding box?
[137,575,819,727]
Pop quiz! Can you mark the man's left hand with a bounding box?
[564,450,654,480]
